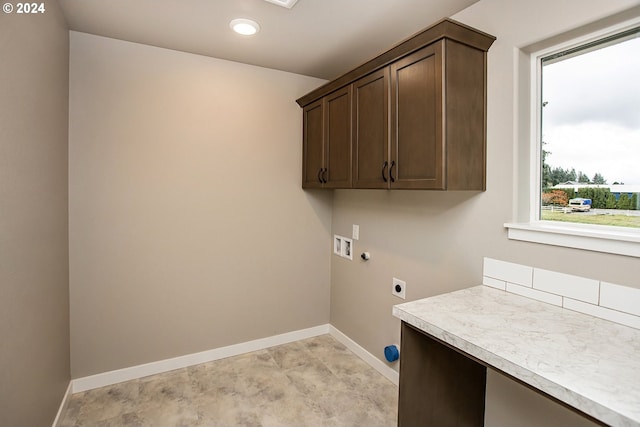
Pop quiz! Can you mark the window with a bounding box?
[540,27,640,229]
[506,18,640,258]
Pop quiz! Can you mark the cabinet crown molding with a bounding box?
[296,18,496,108]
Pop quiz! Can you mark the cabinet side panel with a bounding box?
[303,101,324,188]
[398,322,486,427]
[445,40,487,190]
[353,69,389,189]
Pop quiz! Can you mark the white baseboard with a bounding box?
[72,324,330,393]
[328,325,399,385]
[52,381,72,427]
[70,323,399,395]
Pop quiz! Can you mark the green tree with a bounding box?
[605,192,617,209]
[592,172,607,184]
[631,193,638,210]
[541,141,552,188]
[577,171,590,183]
[618,193,631,210]
[593,189,607,209]
[548,166,581,186]
[568,168,577,181]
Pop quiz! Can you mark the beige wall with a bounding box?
[329,0,639,425]
[22,0,636,422]
[68,32,331,378]
[0,2,70,426]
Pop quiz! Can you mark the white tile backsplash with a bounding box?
[563,298,640,330]
[533,268,599,304]
[483,258,532,287]
[600,282,640,317]
[506,282,562,306]
[482,258,640,330]
[482,276,506,290]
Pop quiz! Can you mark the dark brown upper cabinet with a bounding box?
[390,44,443,189]
[297,18,495,190]
[302,86,352,188]
[352,68,389,189]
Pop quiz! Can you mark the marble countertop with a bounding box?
[393,285,640,427]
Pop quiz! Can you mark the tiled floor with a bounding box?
[59,335,398,426]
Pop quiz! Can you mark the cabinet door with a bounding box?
[390,42,445,189]
[302,99,324,188]
[352,68,390,189]
[324,86,352,188]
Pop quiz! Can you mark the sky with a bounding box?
[542,33,640,185]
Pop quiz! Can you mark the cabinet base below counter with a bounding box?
[398,322,486,426]
[393,286,640,427]
[398,322,607,427]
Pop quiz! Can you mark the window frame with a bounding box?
[505,16,640,258]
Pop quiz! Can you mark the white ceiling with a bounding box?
[58,0,479,80]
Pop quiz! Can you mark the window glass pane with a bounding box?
[540,29,640,228]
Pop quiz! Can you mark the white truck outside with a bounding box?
[568,198,592,212]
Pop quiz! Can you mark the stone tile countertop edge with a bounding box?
[392,285,640,427]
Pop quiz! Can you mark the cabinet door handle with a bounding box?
[390,160,396,183]
[322,168,328,183]
[317,168,323,184]
[382,161,388,183]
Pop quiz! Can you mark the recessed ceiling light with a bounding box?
[263,0,299,9]
[230,18,261,36]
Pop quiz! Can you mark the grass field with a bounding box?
[541,211,640,228]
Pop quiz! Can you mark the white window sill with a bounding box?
[504,222,640,258]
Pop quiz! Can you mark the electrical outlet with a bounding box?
[392,277,406,299]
